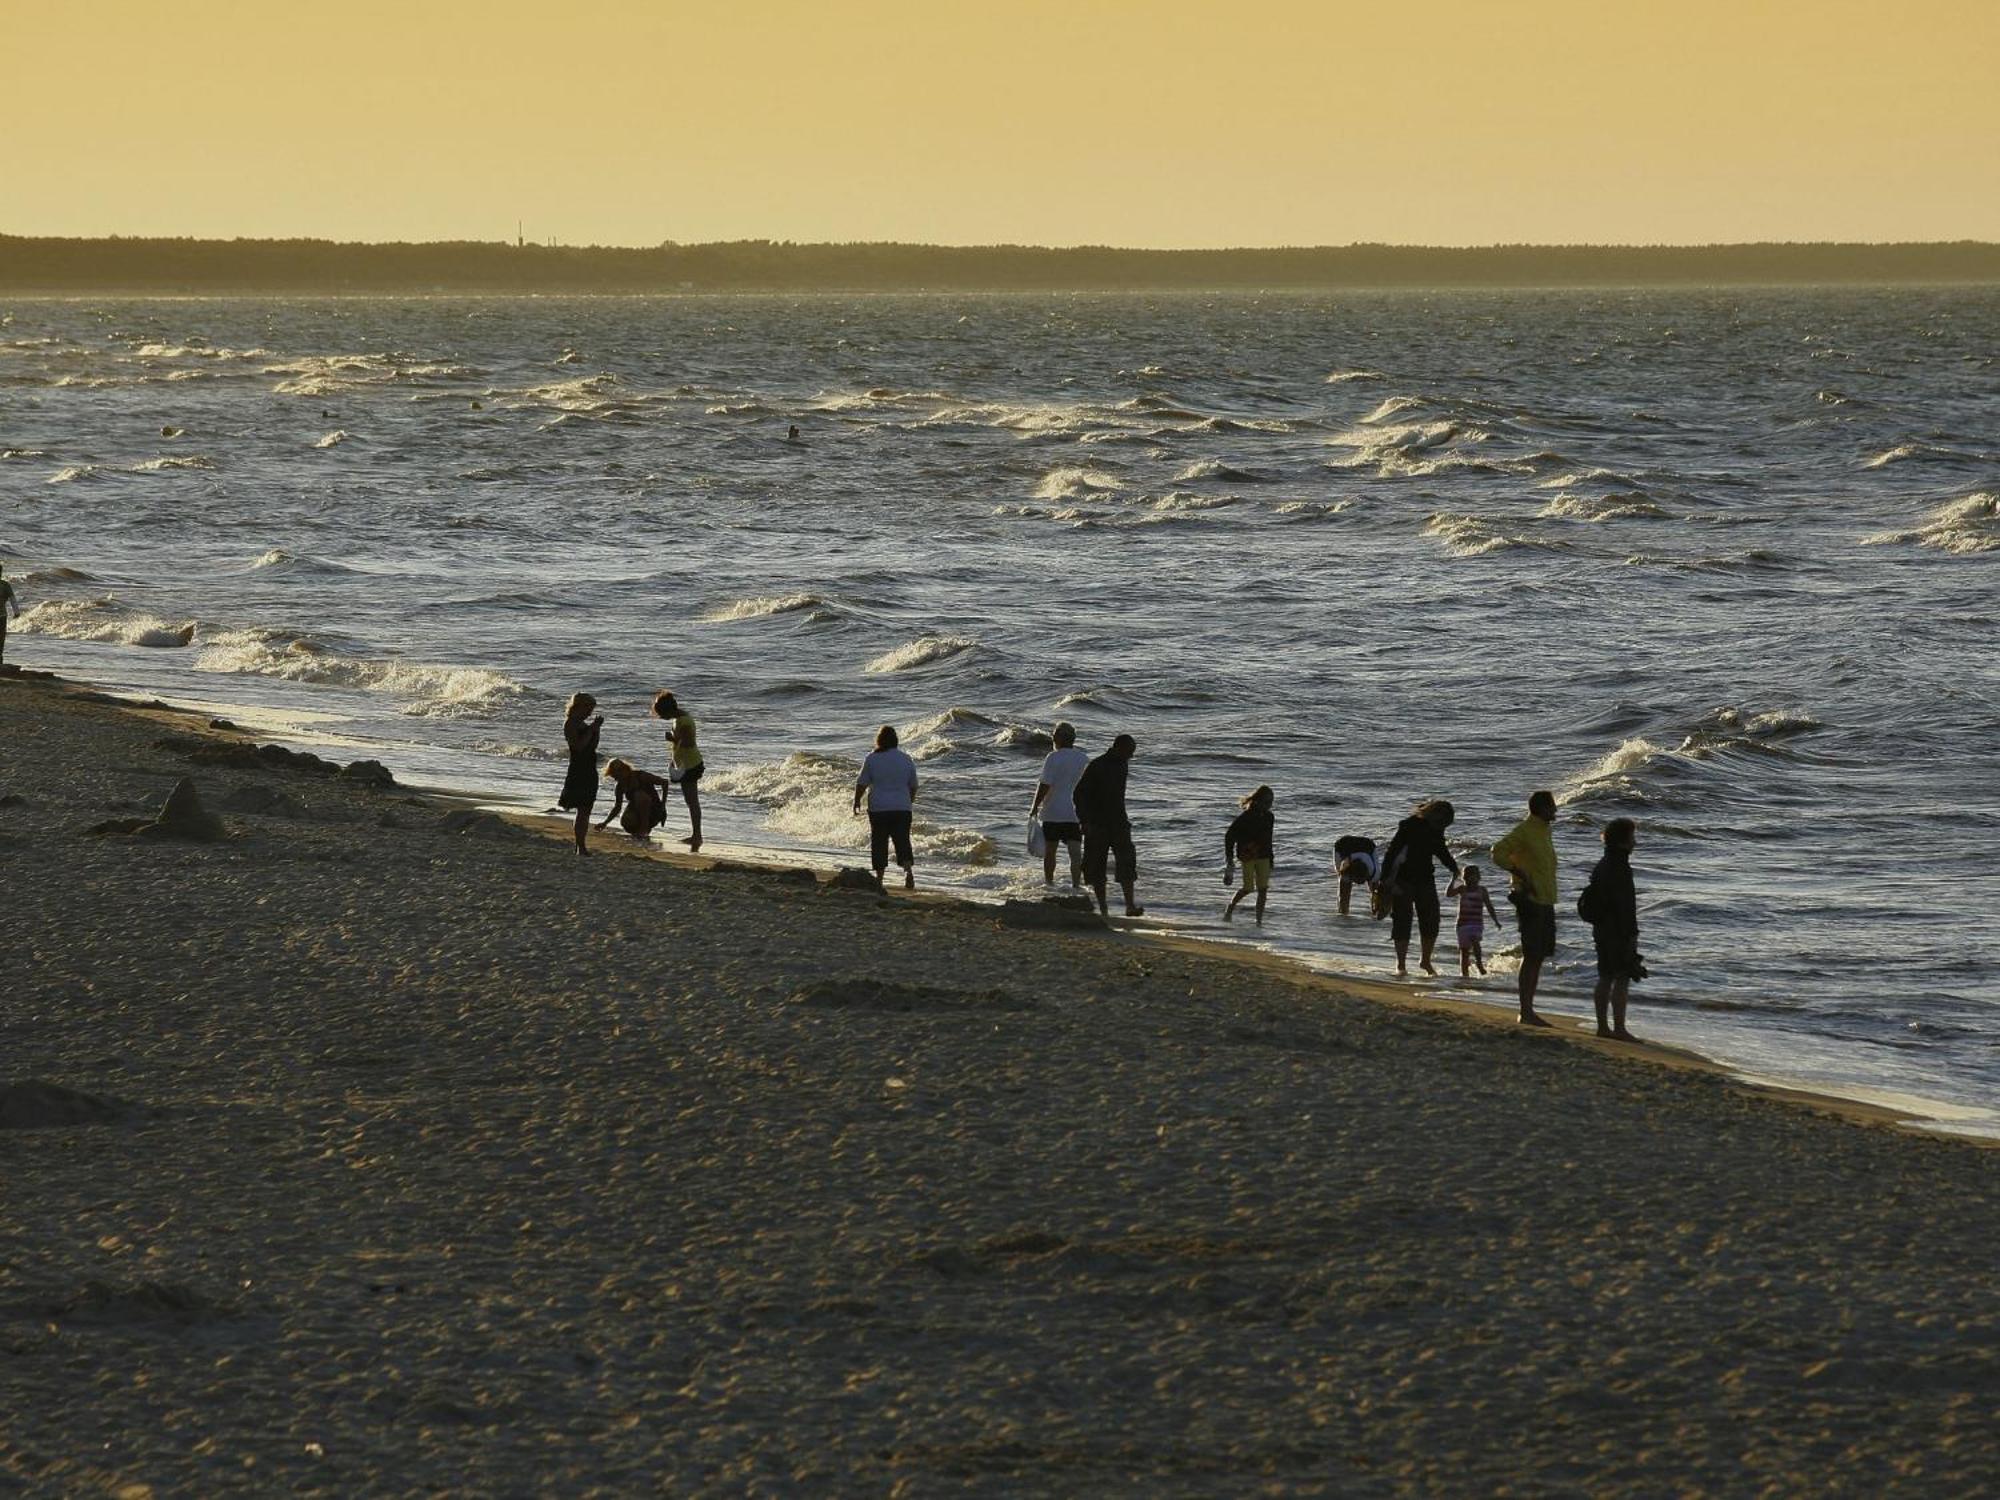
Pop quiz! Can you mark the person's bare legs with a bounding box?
[1043,840,1058,885]
[681,783,702,852]
[1418,932,1438,977]
[1595,976,1633,1039]
[1338,876,1353,916]
[1068,840,1083,888]
[572,807,590,856]
[1459,943,1472,978]
[1225,884,1249,921]
[1472,940,1486,976]
[1253,887,1266,926]
[1118,880,1143,917]
[1519,955,1550,1026]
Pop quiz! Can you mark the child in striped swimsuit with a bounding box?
[1446,865,1505,977]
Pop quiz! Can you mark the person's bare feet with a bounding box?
[1612,1027,1636,1041]
[1124,904,1145,917]
[903,868,915,890]
[1596,1025,1615,1039]
[1222,908,1233,922]
[1519,1011,1553,1028]
[1419,960,1437,977]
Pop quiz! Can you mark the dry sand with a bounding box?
[2,670,1996,1495]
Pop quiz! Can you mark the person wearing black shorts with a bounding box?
[1378,800,1458,976]
[1030,720,1089,887]
[1074,733,1144,918]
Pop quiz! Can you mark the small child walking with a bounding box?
[1223,785,1276,926]
[1446,864,1505,976]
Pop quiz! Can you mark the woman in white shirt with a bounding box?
[852,724,920,890]
[1030,720,1089,887]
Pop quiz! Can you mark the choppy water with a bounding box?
[4,292,1997,1131]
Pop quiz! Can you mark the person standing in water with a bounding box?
[1445,865,1505,977]
[1583,817,1643,1040]
[1223,784,1276,926]
[1074,734,1144,919]
[1378,800,1458,976]
[558,693,602,856]
[0,564,19,666]
[652,691,704,853]
[1493,789,1560,1028]
[1029,720,1088,887]
[1333,833,1379,916]
[853,724,919,890]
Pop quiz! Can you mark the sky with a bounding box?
[5,0,1997,247]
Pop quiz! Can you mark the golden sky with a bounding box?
[6,0,1996,246]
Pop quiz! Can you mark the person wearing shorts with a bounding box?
[653,691,704,853]
[1030,721,1089,887]
[1224,784,1276,926]
[1493,790,1560,1027]
[852,724,919,890]
[1378,800,1459,976]
[1074,734,1143,918]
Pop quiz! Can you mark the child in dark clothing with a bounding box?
[1224,785,1276,926]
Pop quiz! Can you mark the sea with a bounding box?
[4,291,1996,1133]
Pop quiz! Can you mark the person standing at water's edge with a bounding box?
[1379,800,1458,976]
[853,724,919,891]
[1074,733,1144,918]
[652,691,703,853]
[1493,789,1560,1027]
[557,693,602,856]
[1029,720,1088,887]
[0,564,18,666]
[1583,817,1644,1040]
[1224,784,1276,926]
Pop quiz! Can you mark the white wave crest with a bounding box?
[1861,493,1998,555]
[1537,491,1670,522]
[864,635,979,674]
[16,597,195,648]
[701,592,832,622]
[1033,466,1123,501]
[196,630,523,717]
[1324,368,1385,384]
[708,751,996,864]
[314,430,350,448]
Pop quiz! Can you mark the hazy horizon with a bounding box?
[9,1,1996,248]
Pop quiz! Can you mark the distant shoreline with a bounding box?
[6,236,1999,293]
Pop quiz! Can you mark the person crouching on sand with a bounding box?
[598,758,670,842]
[652,690,704,853]
[1445,865,1505,977]
[1583,817,1644,1040]
[1224,784,1276,926]
[853,724,919,890]
[558,693,603,855]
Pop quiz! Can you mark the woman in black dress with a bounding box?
[559,693,602,855]
[1379,799,1459,976]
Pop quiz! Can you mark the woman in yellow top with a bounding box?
[652,691,705,852]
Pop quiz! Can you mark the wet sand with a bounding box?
[3,670,1997,1495]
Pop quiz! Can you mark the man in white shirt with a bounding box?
[1029,720,1088,887]
[852,723,920,890]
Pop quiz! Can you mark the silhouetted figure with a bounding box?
[1380,800,1458,976]
[557,693,601,855]
[1584,817,1644,1040]
[1493,789,1560,1027]
[0,565,18,667]
[598,757,670,842]
[1224,784,1276,926]
[1446,865,1506,977]
[1333,834,1378,915]
[652,691,704,853]
[853,724,919,890]
[1074,734,1143,918]
[787,424,801,442]
[1029,720,1087,887]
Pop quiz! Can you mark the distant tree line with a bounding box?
[2,236,1997,292]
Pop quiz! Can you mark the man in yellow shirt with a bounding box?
[1492,789,1559,1028]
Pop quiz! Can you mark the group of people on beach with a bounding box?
[559,701,1648,1040]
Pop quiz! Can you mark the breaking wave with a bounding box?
[16,597,195,648]
[863,635,980,674]
[701,593,834,622]
[708,752,997,864]
[1861,493,1998,555]
[196,629,525,717]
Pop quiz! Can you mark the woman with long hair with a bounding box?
[1378,798,1459,976]
[558,693,602,856]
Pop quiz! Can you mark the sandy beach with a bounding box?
[3,669,1997,1495]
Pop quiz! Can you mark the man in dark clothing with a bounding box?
[1584,817,1643,1040]
[1378,800,1458,976]
[1074,733,1143,918]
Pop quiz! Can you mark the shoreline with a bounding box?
[6,662,1999,1492]
[17,661,1984,1146]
